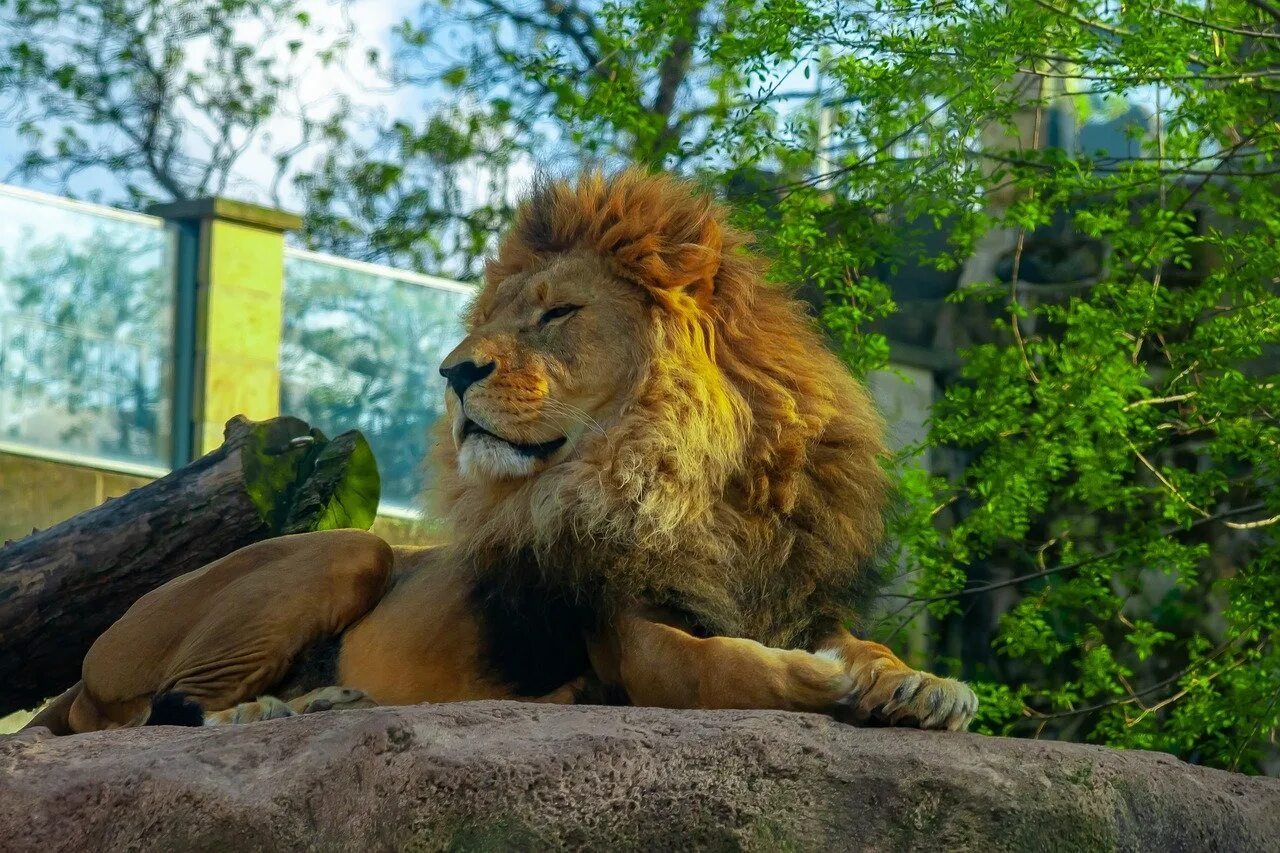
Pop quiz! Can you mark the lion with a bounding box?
[28,169,976,736]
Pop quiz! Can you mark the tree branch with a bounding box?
[651,2,704,121]
[882,502,1269,605]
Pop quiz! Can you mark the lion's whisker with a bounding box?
[542,399,608,440]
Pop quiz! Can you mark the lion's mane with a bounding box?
[432,169,890,648]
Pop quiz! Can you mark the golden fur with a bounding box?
[433,168,890,648]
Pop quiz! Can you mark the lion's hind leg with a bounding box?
[67,530,392,734]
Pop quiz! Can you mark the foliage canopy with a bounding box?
[546,0,1280,773]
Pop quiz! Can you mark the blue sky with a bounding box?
[0,0,421,207]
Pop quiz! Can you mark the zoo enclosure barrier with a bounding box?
[0,183,473,542]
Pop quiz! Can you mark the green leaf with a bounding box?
[284,430,382,533]
[442,66,468,87]
[237,417,322,534]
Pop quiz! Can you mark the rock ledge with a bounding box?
[2,701,1277,851]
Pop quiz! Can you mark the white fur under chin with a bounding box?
[458,434,538,480]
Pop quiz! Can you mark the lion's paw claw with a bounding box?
[841,668,977,731]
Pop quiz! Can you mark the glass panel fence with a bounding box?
[281,249,473,511]
[0,185,175,472]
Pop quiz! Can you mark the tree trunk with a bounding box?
[0,415,380,716]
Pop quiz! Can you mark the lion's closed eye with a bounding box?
[540,304,581,325]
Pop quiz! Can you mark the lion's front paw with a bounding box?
[840,663,978,731]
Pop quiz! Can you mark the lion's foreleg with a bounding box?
[611,611,856,713]
[609,612,977,730]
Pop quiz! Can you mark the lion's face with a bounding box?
[439,249,650,481]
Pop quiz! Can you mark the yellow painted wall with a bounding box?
[0,452,151,733]
[195,218,286,453]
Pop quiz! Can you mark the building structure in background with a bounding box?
[0,184,471,546]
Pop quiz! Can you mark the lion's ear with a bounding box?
[676,218,723,308]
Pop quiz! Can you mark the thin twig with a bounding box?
[1126,655,1251,727]
[1243,0,1280,23]
[1017,65,1280,82]
[1224,513,1280,530]
[1133,83,1167,365]
[1123,393,1197,411]
[1007,72,1045,384]
[1230,688,1280,771]
[1028,636,1248,723]
[1127,438,1211,518]
[1153,6,1280,39]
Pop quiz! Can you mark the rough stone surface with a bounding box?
[1,701,1277,852]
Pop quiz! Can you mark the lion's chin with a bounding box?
[450,413,571,481]
[456,432,564,481]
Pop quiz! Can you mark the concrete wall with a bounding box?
[1,451,444,549]
[0,452,152,546]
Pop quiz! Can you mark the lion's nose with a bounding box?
[439,359,496,401]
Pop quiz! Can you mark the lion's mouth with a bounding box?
[460,417,567,459]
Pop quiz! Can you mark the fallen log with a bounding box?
[0,415,379,716]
